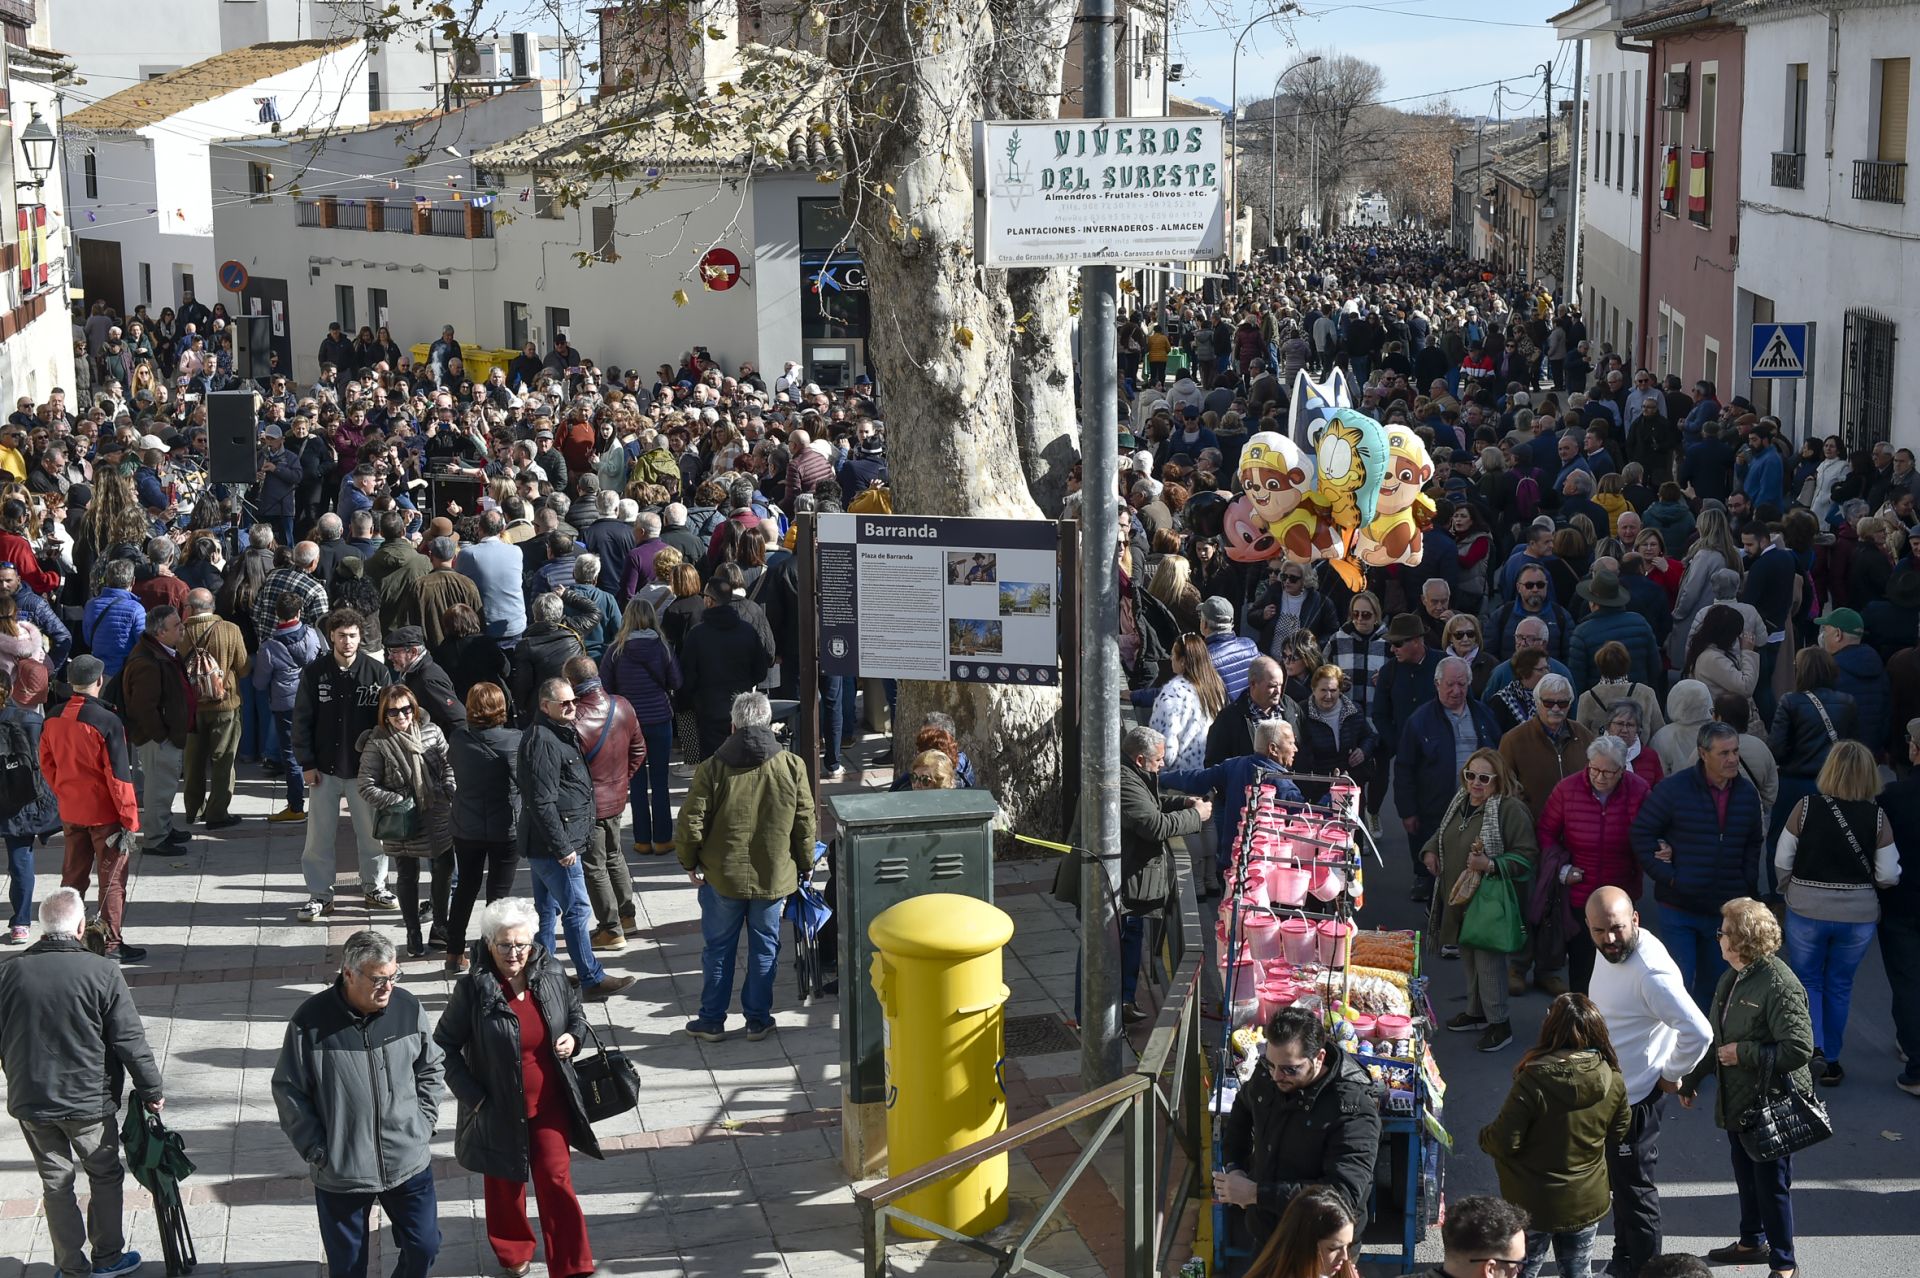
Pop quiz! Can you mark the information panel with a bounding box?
[817,513,1060,684]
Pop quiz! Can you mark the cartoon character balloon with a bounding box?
[1259,370,1434,590]
[1221,430,1312,564]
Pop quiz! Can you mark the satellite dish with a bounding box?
[451,44,483,77]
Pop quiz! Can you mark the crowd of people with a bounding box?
[0,226,1911,1278]
[1108,231,1915,1278]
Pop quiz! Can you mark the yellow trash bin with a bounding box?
[868,893,1015,1237]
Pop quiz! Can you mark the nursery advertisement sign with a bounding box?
[973,116,1226,266]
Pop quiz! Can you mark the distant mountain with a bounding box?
[1193,95,1232,114]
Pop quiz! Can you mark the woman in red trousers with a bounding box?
[435,897,603,1277]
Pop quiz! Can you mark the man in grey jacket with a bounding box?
[0,888,163,1278]
[272,930,444,1278]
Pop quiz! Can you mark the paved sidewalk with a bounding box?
[0,750,1145,1278]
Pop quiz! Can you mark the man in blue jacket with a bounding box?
[1162,717,1305,891]
[1817,607,1891,756]
[81,559,146,679]
[1737,423,1784,512]
[1395,655,1501,903]
[1630,721,1764,1007]
[1567,569,1662,695]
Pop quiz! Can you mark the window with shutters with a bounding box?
[590,205,618,262]
[1788,64,1809,155]
[1878,58,1910,162]
[1601,74,1612,186]
[83,151,97,200]
[1858,58,1910,202]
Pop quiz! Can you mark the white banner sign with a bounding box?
[973,116,1226,266]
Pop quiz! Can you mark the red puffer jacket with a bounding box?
[1535,767,1650,912]
[572,686,645,820]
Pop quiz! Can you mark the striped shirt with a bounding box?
[1325,625,1386,717]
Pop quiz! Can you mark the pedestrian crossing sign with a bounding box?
[1750,322,1808,378]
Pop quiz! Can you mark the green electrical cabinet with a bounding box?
[830,789,1000,1104]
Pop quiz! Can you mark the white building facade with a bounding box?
[50,0,441,114]
[0,11,75,405]
[65,41,370,324]
[1555,0,1650,364]
[1730,0,1915,452]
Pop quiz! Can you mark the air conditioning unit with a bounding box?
[1662,70,1690,110]
[450,43,484,78]
[511,32,535,80]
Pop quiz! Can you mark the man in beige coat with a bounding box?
[181,588,251,828]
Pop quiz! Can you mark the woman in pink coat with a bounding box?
[1533,734,1651,994]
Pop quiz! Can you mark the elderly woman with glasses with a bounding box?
[1444,614,1497,700]
[435,898,602,1278]
[1679,899,1814,1278]
[359,685,457,957]
[1422,748,1538,1053]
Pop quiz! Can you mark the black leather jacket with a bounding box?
[1768,687,1858,777]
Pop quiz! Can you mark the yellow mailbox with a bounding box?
[868,892,1015,1237]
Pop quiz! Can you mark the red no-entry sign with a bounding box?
[699,247,742,291]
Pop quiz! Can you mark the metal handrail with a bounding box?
[856,855,1208,1277]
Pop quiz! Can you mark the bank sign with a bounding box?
[973,116,1226,266]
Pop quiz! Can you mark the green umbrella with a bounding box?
[120,1107,197,1276]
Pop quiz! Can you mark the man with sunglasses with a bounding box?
[1217,1007,1381,1258]
[1399,1194,1530,1278]
[274,929,444,1278]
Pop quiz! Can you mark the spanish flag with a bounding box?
[1661,146,1680,208]
[1688,149,1710,215]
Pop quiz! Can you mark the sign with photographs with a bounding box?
[972,116,1226,266]
[817,514,1061,684]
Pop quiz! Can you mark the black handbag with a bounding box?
[1735,1044,1832,1162]
[570,1012,640,1122]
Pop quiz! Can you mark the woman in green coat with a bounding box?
[1680,897,1815,1278]
[1421,746,1538,1053]
[1479,994,1629,1278]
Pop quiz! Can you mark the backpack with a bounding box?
[0,718,38,818]
[184,627,227,703]
[1513,474,1541,524]
[10,655,46,709]
[847,484,893,515]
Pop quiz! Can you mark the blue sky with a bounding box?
[1172,0,1566,116]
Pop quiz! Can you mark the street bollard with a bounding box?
[868,892,1015,1238]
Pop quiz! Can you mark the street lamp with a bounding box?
[16,109,54,190]
[1267,54,1321,249]
[1227,2,1299,254]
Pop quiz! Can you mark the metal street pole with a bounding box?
[1227,3,1298,262]
[1267,55,1321,252]
[1078,0,1124,1089]
[1563,38,1586,306]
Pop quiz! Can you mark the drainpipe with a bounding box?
[1624,31,1656,370]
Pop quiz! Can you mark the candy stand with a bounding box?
[1209,775,1449,1273]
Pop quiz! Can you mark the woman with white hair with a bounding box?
[1535,735,1653,991]
[435,898,602,1278]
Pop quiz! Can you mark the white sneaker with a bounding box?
[295,898,329,922]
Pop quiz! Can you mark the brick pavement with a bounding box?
[0,752,1143,1278]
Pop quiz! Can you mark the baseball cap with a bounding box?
[1812,607,1864,636]
[138,434,167,452]
[1198,597,1234,629]
[260,424,283,440]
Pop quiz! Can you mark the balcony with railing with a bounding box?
[1853,158,1907,204]
[291,197,494,238]
[1770,151,1805,189]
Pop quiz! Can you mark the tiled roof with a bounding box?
[474,47,840,176]
[67,40,352,132]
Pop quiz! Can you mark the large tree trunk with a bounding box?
[838,0,1079,835]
